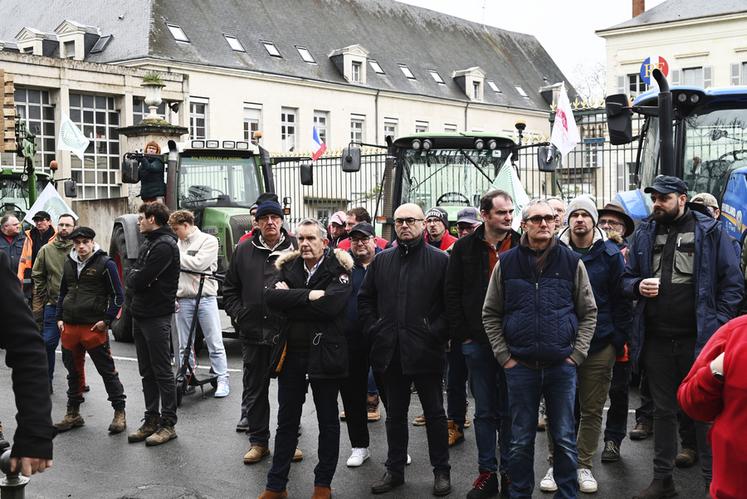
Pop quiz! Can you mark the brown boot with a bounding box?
[447,420,464,446]
[675,447,698,468]
[258,490,288,499]
[108,408,126,434]
[145,425,177,446]
[128,415,159,443]
[293,447,304,462]
[55,406,85,432]
[312,485,332,499]
[243,445,270,464]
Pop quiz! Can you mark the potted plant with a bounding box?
[141,72,165,121]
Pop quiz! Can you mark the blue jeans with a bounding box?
[446,345,468,428]
[505,362,578,499]
[175,296,228,379]
[462,342,511,474]
[42,305,60,384]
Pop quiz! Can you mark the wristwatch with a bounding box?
[711,365,724,382]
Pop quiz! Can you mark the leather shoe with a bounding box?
[433,469,451,497]
[371,471,404,494]
[633,477,677,499]
[236,417,249,432]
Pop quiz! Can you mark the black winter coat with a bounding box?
[223,230,296,345]
[138,155,166,199]
[265,248,353,379]
[445,225,520,345]
[0,251,55,459]
[358,235,449,376]
[126,226,179,318]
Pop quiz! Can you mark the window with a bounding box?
[9,88,55,173]
[68,93,121,199]
[400,65,416,79]
[350,114,365,143]
[133,97,166,124]
[515,86,528,97]
[743,62,747,85]
[473,81,481,100]
[166,23,189,43]
[487,81,501,93]
[243,104,262,143]
[262,41,281,57]
[444,123,458,132]
[627,73,647,96]
[313,110,329,144]
[682,67,704,87]
[281,107,297,152]
[62,40,75,58]
[384,118,398,139]
[415,120,429,133]
[89,35,112,54]
[296,46,315,63]
[369,60,385,74]
[224,35,245,52]
[351,61,362,83]
[189,98,209,139]
[429,71,444,84]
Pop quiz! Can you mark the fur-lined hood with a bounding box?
[275,247,354,272]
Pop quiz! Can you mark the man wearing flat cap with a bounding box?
[623,175,743,499]
[18,210,56,300]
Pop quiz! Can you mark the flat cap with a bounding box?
[643,175,688,195]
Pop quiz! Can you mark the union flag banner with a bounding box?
[550,84,580,157]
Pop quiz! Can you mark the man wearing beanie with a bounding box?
[223,197,300,465]
[425,207,457,251]
[539,196,631,494]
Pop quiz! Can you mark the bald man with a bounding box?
[359,203,452,496]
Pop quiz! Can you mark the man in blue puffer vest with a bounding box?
[483,198,597,499]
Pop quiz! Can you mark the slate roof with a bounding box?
[0,0,573,111]
[599,0,747,32]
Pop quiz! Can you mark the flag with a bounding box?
[550,84,580,157]
[311,126,327,161]
[58,112,90,161]
[492,163,530,231]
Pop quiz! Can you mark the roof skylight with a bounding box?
[369,60,385,74]
[89,35,112,54]
[296,46,315,63]
[488,81,501,93]
[515,86,528,97]
[400,65,415,79]
[429,71,445,84]
[166,23,189,43]
[224,35,245,52]
[262,41,281,57]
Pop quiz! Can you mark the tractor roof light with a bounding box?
[422,139,433,151]
[474,138,485,150]
[677,93,687,103]
[236,141,250,150]
[206,140,220,148]
[689,94,700,104]
[488,139,498,150]
[222,140,236,149]
[412,139,421,150]
[191,140,205,148]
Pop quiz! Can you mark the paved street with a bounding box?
[0,337,704,499]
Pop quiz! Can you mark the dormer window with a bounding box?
[473,81,481,99]
[452,67,486,101]
[400,65,416,80]
[262,41,281,57]
[62,40,75,58]
[351,61,362,83]
[515,86,528,97]
[53,20,101,60]
[224,35,245,52]
[488,81,501,93]
[328,44,369,85]
[296,46,315,63]
[429,71,445,84]
[166,23,189,43]
[369,60,385,74]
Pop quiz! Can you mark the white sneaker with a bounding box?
[406,454,412,465]
[577,468,598,493]
[346,447,370,467]
[539,467,558,492]
[214,378,230,398]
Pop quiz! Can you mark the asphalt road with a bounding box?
[0,337,706,499]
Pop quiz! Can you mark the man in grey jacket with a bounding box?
[483,199,597,499]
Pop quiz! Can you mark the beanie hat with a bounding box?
[255,200,284,219]
[566,196,598,225]
[425,207,449,228]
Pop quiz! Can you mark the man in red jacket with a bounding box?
[678,315,747,499]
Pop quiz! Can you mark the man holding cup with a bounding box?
[623,175,743,499]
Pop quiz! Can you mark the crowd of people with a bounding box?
[1,174,746,499]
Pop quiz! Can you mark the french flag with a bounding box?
[312,126,327,161]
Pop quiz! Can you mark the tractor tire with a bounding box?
[110,224,136,343]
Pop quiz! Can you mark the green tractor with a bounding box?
[109,139,276,342]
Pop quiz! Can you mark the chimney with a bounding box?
[633,0,645,17]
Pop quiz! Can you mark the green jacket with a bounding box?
[32,237,73,316]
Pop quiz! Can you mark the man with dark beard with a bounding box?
[623,176,743,499]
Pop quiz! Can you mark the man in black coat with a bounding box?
[223,200,298,464]
[258,218,352,499]
[359,202,452,497]
[0,251,55,476]
[125,202,180,447]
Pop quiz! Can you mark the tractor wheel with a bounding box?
[110,225,135,342]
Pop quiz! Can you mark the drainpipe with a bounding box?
[464,101,471,131]
[374,89,380,143]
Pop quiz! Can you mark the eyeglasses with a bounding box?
[525,215,556,225]
[350,237,372,244]
[598,219,624,228]
[394,217,424,226]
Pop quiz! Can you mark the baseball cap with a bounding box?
[456,207,480,225]
[348,222,375,238]
[643,175,688,195]
[329,211,347,227]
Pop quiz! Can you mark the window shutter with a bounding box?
[671,69,681,85]
[617,75,625,94]
[703,66,712,88]
[731,63,741,85]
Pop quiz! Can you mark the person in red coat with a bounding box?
[678,315,747,499]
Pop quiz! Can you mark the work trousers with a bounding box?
[61,323,125,410]
[133,314,177,426]
[339,347,370,448]
[241,342,272,446]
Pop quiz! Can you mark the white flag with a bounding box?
[492,163,530,231]
[57,112,90,161]
[550,84,580,157]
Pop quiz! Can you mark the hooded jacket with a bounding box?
[558,226,632,355]
[32,235,74,315]
[126,226,180,319]
[622,210,743,363]
[223,229,297,345]
[265,247,353,379]
[358,235,450,376]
